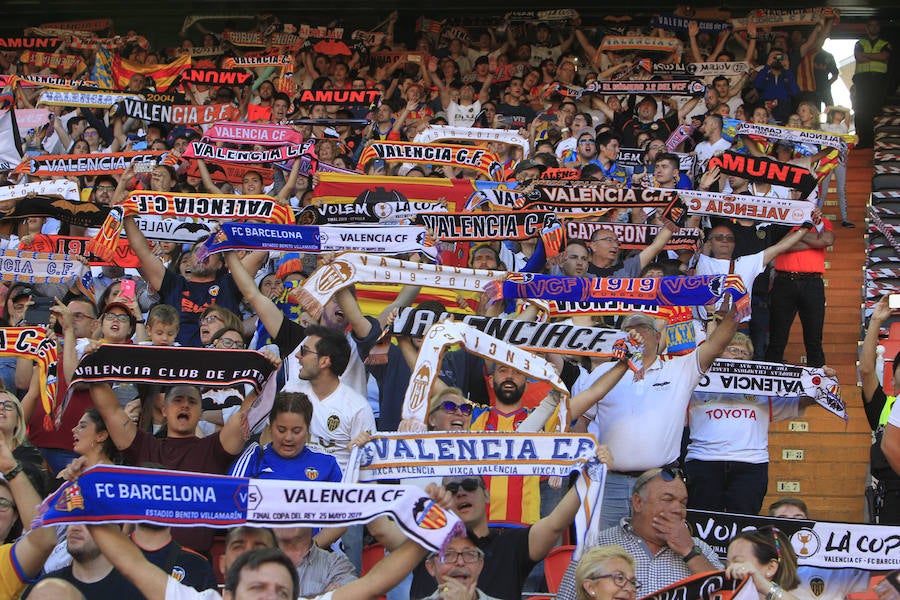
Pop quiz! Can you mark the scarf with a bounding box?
[0,180,79,202]
[312,173,472,210]
[293,252,504,320]
[40,18,112,31]
[38,89,142,108]
[87,191,294,261]
[115,98,238,124]
[198,222,436,260]
[12,74,98,90]
[505,9,578,22]
[0,38,61,51]
[24,234,138,268]
[20,51,86,73]
[222,30,301,47]
[400,320,570,428]
[0,326,57,424]
[131,216,213,244]
[390,307,639,359]
[0,196,111,228]
[735,121,849,155]
[687,508,900,571]
[178,68,252,86]
[415,211,555,241]
[414,126,531,159]
[707,151,817,198]
[347,431,606,558]
[36,464,464,553]
[295,89,381,106]
[70,344,275,391]
[299,202,447,226]
[182,161,274,187]
[573,79,706,97]
[598,36,683,60]
[180,15,256,34]
[521,183,686,224]
[567,221,702,252]
[675,188,815,224]
[730,7,839,30]
[665,124,695,151]
[639,572,749,600]
[358,142,504,181]
[651,14,732,33]
[493,273,749,313]
[223,55,293,68]
[183,140,306,164]
[14,151,166,177]
[699,359,846,420]
[203,121,303,146]
[0,249,87,284]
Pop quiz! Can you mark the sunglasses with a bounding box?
[299,345,319,357]
[711,234,735,242]
[438,401,473,415]
[445,478,483,494]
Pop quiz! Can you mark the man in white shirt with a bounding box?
[694,113,732,167]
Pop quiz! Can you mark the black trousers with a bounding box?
[765,275,826,367]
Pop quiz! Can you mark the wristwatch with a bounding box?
[3,461,23,481]
[682,545,702,562]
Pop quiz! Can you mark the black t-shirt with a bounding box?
[25,566,141,598]
[138,536,218,591]
[864,384,900,481]
[411,526,536,599]
[159,270,242,347]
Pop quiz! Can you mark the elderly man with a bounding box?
[556,468,722,600]
[423,534,500,600]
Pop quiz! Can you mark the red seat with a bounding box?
[361,543,387,600]
[544,545,575,594]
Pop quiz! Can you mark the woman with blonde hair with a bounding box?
[575,545,641,600]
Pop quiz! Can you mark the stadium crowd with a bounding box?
[0,5,894,600]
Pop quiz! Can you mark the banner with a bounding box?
[686,509,900,571]
[112,54,191,92]
[358,142,504,181]
[198,222,435,259]
[415,211,555,242]
[294,252,503,320]
[677,188,815,224]
[566,221,702,252]
[294,89,381,106]
[115,98,238,124]
[178,68,252,86]
[37,465,463,553]
[707,151,817,198]
[414,126,531,159]
[0,180,79,203]
[699,359,846,420]
[203,121,302,146]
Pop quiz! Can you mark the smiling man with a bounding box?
[423,534,499,600]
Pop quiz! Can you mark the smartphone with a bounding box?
[24,297,54,326]
[133,162,156,173]
[538,113,557,122]
[119,279,136,302]
[890,294,900,310]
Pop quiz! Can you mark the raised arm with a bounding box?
[637,222,674,269]
[89,382,137,450]
[224,251,285,339]
[89,524,170,600]
[123,215,165,291]
[194,158,225,194]
[567,361,629,423]
[862,297,891,401]
[697,300,739,372]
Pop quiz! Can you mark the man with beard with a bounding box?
[26,524,141,598]
[470,364,551,526]
[124,221,268,347]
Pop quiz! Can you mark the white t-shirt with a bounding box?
[793,567,869,600]
[282,380,375,473]
[694,252,766,322]
[695,137,733,167]
[165,577,333,600]
[577,352,704,471]
[447,100,482,128]
[686,392,800,463]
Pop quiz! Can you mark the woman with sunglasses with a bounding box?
[726,528,801,600]
[0,391,49,497]
[575,545,641,600]
[427,387,474,432]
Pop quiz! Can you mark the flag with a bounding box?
[91,46,114,90]
[112,54,190,92]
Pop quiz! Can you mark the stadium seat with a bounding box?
[544,544,575,594]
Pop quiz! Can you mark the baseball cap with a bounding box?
[621,312,660,332]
